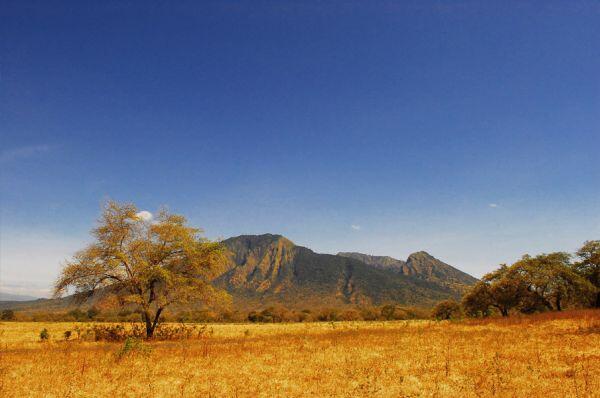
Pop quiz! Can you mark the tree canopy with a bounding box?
[462,248,596,317]
[575,240,600,307]
[55,201,227,337]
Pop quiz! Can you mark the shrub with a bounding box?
[39,328,50,341]
[116,337,152,360]
[1,309,15,321]
[69,323,213,342]
[431,300,462,320]
[67,309,87,321]
[87,307,100,319]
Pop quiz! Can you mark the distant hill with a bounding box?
[0,292,40,301]
[217,234,476,309]
[0,234,477,312]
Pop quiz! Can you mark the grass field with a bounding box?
[1,310,599,397]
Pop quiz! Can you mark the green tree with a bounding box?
[431,299,461,320]
[512,253,594,311]
[54,201,227,338]
[574,240,600,308]
[461,282,492,317]
[484,265,530,316]
[1,309,16,321]
[462,265,530,317]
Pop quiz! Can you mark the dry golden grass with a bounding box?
[1,310,599,397]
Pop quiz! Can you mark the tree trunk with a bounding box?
[555,295,562,311]
[143,310,154,339]
[151,308,163,335]
[142,308,164,339]
[501,308,509,317]
[595,291,600,308]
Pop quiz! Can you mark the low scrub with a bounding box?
[66,323,213,342]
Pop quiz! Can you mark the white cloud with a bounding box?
[0,145,52,163]
[136,210,153,221]
[351,224,361,231]
[489,203,499,208]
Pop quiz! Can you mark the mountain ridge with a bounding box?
[337,250,477,292]
[217,234,476,309]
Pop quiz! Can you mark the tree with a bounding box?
[431,299,461,320]
[484,265,530,316]
[87,306,100,319]
[54,201,226,338]
[512,253,594,311]
[462,265,530,317]
[575,240,600,308]
[461,282,492,317]
[1,309,16,321]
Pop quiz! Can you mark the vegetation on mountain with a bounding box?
[218,234,470,309]
[338,251,477,293]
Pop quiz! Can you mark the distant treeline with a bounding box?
[432,240,600,320]
[0,304,430,323]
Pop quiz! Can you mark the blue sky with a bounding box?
[1,1,599,297]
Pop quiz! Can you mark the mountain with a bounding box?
[0,234,477,312]
[337,251,477,293]
[216,234,476,309]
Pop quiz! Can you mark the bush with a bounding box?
[87,307,100,319]
[1,309,15,321]
[67,309,87,321]
[68,323,214,342]
[39,328,50,341]
[117,337,152,360]
[431,299,462,320]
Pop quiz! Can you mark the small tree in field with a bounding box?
[431,299,461,320]
[54,201,226,338]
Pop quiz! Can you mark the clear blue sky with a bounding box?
[1,1,599,297]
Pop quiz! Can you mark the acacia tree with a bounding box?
[461,281,492,317]
[462,265,531,317]
[575,240,600,308]
[512,253,594,311]
[54,201,226,338]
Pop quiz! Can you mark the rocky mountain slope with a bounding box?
[216,234,476,309]
[337,251,477,293]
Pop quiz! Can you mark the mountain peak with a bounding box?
[407,251,434,259]
[338,250,477,290]
[224,233,294,248]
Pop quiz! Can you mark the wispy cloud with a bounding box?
[0,145,52,163]
[351,224,361,231]
[489,203,499,208]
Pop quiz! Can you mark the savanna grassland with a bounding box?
[1,310,599,397]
